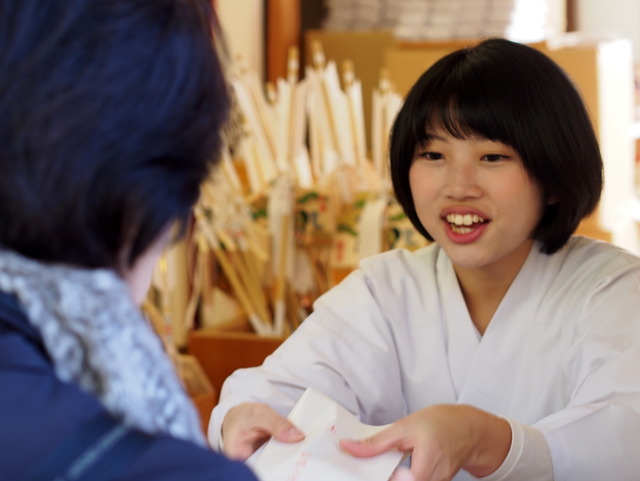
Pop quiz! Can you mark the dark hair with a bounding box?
[0,0,230,271]
[390,38,603,254]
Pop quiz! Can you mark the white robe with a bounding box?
[210,236,640,480]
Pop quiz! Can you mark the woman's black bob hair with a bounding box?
[0,0,230,271]
[390,38,603,254]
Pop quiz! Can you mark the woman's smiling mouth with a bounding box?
[445,213,488,234]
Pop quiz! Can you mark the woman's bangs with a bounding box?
[419,78,516,145]
[423,98,478,139]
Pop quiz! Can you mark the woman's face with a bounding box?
[409,129,545,279]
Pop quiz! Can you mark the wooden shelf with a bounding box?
[266,0,301,83]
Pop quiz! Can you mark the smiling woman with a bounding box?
[210,38,640,481]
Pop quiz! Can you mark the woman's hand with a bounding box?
[340,404,511,481]
[221,402,305,460]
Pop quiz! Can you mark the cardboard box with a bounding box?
[187,327,285,404]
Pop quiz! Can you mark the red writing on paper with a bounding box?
[285,450,311,481]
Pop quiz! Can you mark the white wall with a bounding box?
[574,0,640,253]
[216,0,265,81]
[576,0,640,61]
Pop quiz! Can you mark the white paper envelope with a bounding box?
[248,388,404,481]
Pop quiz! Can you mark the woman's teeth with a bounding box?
[446,213,484,226]
[445,213,486,234]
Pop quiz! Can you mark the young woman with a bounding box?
[211,39,640,481]
[0,0,257,479]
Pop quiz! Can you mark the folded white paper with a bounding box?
[247,388,404,481]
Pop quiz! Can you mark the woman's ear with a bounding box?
[123,227,173,305]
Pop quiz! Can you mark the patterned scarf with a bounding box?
[0,249,205,446]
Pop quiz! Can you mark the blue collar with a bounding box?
[0,290,42,343]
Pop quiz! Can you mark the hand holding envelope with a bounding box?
[247,388,406,481]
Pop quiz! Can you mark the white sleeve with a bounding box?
[208,268,407,448]
[529,263,640,481]
[479,418,553,481]
[538,401,640,480]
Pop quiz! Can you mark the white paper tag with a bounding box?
[248,388,403,481]
[357,197,387,260]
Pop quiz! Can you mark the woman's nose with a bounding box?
[443,162,481,199]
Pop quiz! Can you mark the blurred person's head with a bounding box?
[0,0,230,282]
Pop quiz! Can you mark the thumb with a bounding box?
[271,419,305,443]
[340,428,399,458]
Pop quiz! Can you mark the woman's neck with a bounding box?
[453,243,533,335]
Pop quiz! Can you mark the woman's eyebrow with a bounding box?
[423,133,447,142]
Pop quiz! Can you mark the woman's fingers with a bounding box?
[222,402,304,460]
[340,426,404,458]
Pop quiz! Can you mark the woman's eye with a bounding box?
[483,153,509,162]
[417,151,443,160]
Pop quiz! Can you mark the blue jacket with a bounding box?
[0,291,258,480]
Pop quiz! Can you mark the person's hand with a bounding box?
[220,402,305,460]
[340,404,511,481]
